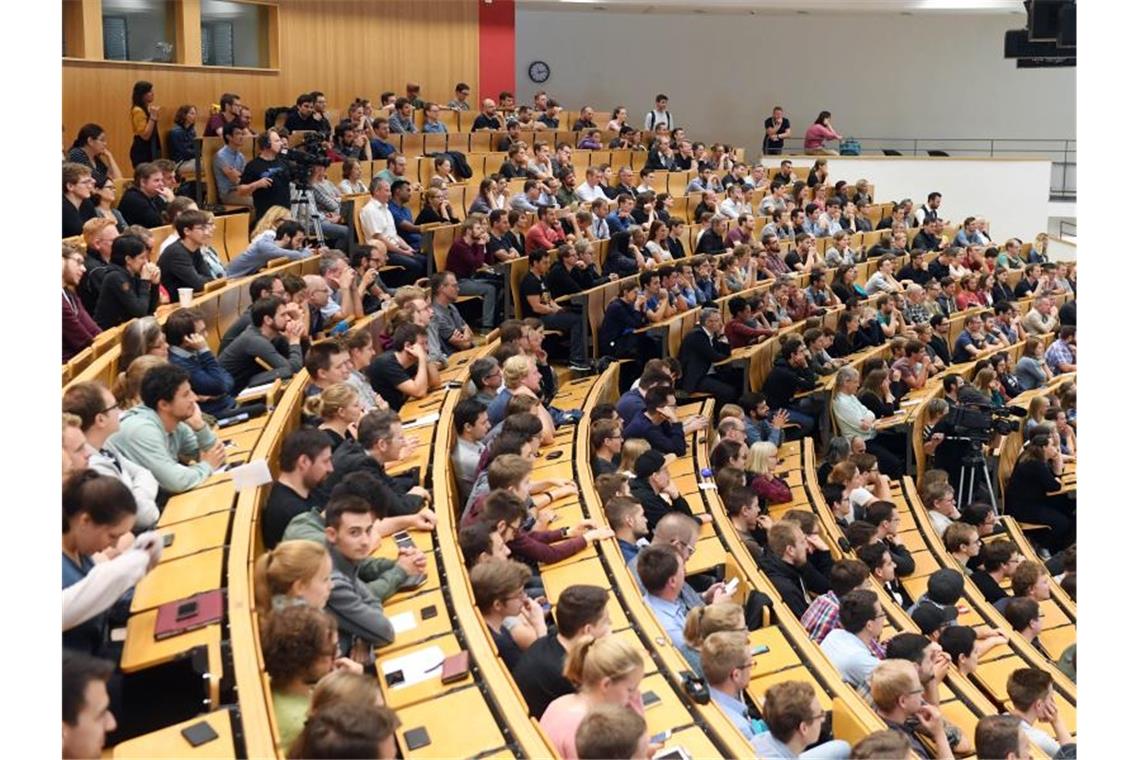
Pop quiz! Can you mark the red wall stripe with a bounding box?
[478,0,516,102]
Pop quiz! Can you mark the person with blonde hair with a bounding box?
[112,354,167,410]
[253,540,333,615]
[748,440,793,504]
[307,670,382,717]
[540,635,646,759]
[618,438,651,477]
[62,413,89,478]
[703,630,772,746]
[487,354,555,443]
[250,205,293,241]
[869,659,953,759]
[303,383,364,452]
[680,602,746,676]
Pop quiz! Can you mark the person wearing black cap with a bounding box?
[628,450,695,532]
[908,568,964,626]
[911,603,956,641]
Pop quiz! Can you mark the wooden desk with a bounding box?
[383,589,456,654]
[158,511,232,563]
[640,673,694,736]
[686,535,725,575]
[664,725,723,760]
[394,685,507,759]
[111,709,235,758]
[130,548,223,613]
[532,459,574,482]
[157,482,235,528]
[376,633,466,710]
[612,627,659,676]
[541,557,631,631]
[748,665,832,710]
[376,552,441,605]
[1037,625,1075,660]
[747,627,801,676]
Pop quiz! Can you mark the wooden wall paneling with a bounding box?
[63,0,479,163]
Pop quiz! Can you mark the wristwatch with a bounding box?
[560,526,569,539]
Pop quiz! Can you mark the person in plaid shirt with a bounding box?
[801,559,872,644]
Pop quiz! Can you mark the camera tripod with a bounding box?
[955,440,998,510]
[289,181,326,247]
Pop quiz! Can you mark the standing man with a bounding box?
[238,130,291,225]
[644,94,674,132]
[763,106,791,155]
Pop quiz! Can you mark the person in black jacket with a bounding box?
[970,539,1021,604]
[63,163,98,237]
[910,218,943,252]
[865,500,916,576]
[1004,434,1074,553]
[116,163,168,228]
[757,520,822,619]
[677,309,738,411]
[311,409,429,517]
[545,244,599,300]
[762,339,821,436]
[628,450,697,534]
[93,234,160,329]
[603,230,641,278]
[158,209,220,295]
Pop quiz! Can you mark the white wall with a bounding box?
[515,10,1075,157]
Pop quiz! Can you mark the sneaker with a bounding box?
[569,360,595,373]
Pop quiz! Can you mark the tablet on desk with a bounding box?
[154,590,224,640]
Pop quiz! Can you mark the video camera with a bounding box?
[281,131,330,186]
[945,402,1025,442]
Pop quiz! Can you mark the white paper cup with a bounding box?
[178,288,194,307]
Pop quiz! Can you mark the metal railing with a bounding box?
[1059,219,1076,239]
[769,136,1076,201]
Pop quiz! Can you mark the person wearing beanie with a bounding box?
[628,449,701,533]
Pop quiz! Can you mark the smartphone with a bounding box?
[175,601,199,621]
[404,727,431,751]
[180,721,219,748]
[421,604,438,620]
[652,749,691,760]
[385,669,406,687]
[724,577,740,595]
[162,533,175,547]
[650,730,672,744]
[545,450,563,460]
[642,690,662,709]
[393,531,415,550]
[751,644,770,656]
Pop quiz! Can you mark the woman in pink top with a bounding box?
[539,635,646,759]
[804,111,842,156]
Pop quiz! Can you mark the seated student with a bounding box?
[218,296,306,395]
[856,540,912,609]
[262,429,334,550]
[1005,668,1074,757]
[850,730,910,760]
[574,703,649,760]
[628,450,697,532]
[591,419,623,476]
[317,409,431,516]
[869,659,954,760]
[110,364,226,494]
[637,544,699,650]
[322,495,397,662]
[702,630,774,749]
[514,584,612,717]
[261,604,364,751]
[157,209,221,295]
[306,384,364,452]
[451,398,490,504]
[747,440,793,505]
[939,625,982,678]
[819,590,886,697]
[252,540,332,615]
[971,540,1023,604]
[62,471,156,658]
[539,635,646,760]
[680,602,747,677]
[1003,597,1048,656]
[366,323,440,412]
[606,495,651,565]
[225,220,310,277]
[63,381,160,531]
[974,715,1031,760]
[943,522,981,569]
[723,486,768,566]
[758,520,827,619]
[996,559,1053,614]
[287,700,400,760]
[471,558,547,671]
[486,354,557,440]
[864,500,916,577]
[884,633,970,755]
[622,386,704,458]
[923,482,960,539]
[802,559,872,645]
[62,650,117,760]
[459,521,511,569]
[755,680,852,759]
[93,235,160,330]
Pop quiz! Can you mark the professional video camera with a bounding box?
[281,131,330,187]
[944,402,1025,442]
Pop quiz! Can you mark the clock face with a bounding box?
[528,60,550,84]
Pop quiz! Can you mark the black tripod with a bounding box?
[290,179,326,247]
[955,438,997,509]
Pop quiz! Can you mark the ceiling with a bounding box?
[518,0,1026,14]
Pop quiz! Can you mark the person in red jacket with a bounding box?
[63,244,100,362]
[524,204,568,254]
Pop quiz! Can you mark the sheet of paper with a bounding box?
[389,611,416,634]
[229,459,272,492]
[404,411,441,430]
[380,645,445,690]
[236,382,274,401]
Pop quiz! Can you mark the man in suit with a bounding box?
[678,308,741,412]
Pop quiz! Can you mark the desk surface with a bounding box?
[130,548,224,613]
[157,482,235,528]
[640,672,695,737]
[120,609,221,675]
[377,633,466,710]
[383,589,456,654]
[111,709,235,758]
[395,685,507,759]
[748,664,833,711]
[158,511,232,563]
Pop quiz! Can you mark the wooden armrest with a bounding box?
[633,323,667,334]
[203,279,228,293]
[266,256,292,268]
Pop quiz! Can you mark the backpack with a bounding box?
[839,138,862,156]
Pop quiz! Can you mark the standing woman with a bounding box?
[168,104,199,177]
[129,80,162,168]
[68,124,123,186]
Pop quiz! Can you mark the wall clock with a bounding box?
[528,60,550,84]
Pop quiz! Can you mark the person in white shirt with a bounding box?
[575,167,612,206]
[359,177,422,279]
[644,94,673,131]
[864,255,904,296]
[718,185,749,220]
[63,381,160,531]
[1005,668,1073,757]
[819,589,885,694]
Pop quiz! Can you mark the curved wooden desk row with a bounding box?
[64,252,322,393]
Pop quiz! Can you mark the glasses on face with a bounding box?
[99,402,120,415]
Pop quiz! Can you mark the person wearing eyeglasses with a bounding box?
[753,680,851,758]
[943,522,981,570]
[63,381,160,531]
[702,632,768,745]
[869,659,954,759]
[885,633,972,756]
[63,163,99,237]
